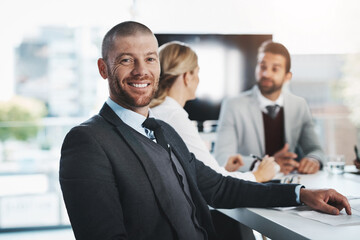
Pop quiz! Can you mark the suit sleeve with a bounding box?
[163,120,299,211]
[193,155,300,208]
[59,126,127,240]
[297,100,325,166]
[214,98,241,167]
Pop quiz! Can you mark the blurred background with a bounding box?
[0,0,359,238]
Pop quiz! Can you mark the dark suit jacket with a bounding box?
[60,103,300,240]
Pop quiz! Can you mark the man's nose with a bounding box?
[262,69,272,78]
[132,61,148,76]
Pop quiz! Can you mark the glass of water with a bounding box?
[326,155,345,174]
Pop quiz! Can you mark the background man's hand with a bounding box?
[300,188,352,215]
[354,159,360,170]
[274,143,299,174]
[225,154,244,172]
[298,157,320,174]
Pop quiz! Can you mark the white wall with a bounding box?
[135,0,360,54]
[1,0,359,100]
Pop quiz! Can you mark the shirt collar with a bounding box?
[106,97,155,137]
[254,85,284,113]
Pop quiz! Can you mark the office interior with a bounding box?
[0,0,359,239]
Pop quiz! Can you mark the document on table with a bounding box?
[349,197,360,211]
[274,198,360,226]
[295,209,360,226]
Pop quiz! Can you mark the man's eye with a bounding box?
[261,65,267,71]
[119,58,134,65]
[147,57,156,62]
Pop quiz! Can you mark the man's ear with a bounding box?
[285,71,292,83]
[98,58,108,79]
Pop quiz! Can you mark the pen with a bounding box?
[250,154,263,161]
[355,145,360,163]
[249,154,263,171]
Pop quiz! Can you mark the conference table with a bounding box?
[216,166,360,240]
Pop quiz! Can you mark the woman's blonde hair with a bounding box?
[150,41,198,108]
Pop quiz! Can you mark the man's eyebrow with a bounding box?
[260,61,282,67]
[272,63,283,68]
[259,60,267,64]
[114,52,157,62]
[114,53,132,63]
[146,51,158,56]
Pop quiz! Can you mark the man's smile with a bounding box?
[129,83,150,88]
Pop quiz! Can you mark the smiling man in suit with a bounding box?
[215,40,324,175]
[59,22,350,240]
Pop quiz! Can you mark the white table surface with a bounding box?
[217,166,360,240]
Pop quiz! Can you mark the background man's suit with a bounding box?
[60,103,299,240]
[215,86,325,170]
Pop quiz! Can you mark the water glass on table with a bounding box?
[326,155,345,174]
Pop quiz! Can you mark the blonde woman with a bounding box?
[151,41,277,182]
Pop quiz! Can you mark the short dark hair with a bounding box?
[101,21,154,61]
[258,40,291,73]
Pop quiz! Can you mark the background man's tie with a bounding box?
[266,105,279,119]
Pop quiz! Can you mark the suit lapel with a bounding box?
[99,103,182,231]
[248,89,265,154]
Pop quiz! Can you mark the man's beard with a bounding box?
[108,73,158,108]
[257,77,283,95]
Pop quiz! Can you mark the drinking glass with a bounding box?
[326,155,345,174]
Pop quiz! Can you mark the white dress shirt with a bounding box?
[151,96,256,181]
[106,98,156,139]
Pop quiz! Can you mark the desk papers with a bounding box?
[295,209,360,226]
[274,198,360,226]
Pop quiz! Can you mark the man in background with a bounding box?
[215,40,324,175]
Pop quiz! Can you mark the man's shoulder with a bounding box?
[283,91,307,105]
[223,89,255,106]
[68,114,108,135]
[222,91,256,111]
[79,114,104,127]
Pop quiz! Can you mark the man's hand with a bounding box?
[298,157,320,174]
[354,159,360,170]
[225,154,244,172]
[300,188,352,215]
[274,143,299,174]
